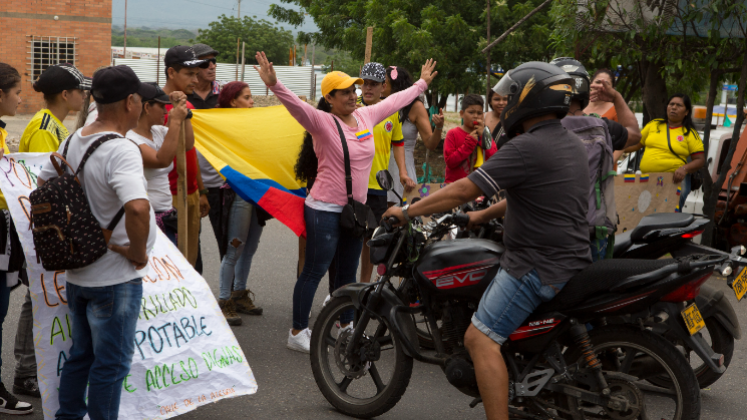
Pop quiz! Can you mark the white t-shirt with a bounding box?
[38,129,157,287]
[196,149,224,188]
[127,126,174,212]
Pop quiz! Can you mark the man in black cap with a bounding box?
[189,43,233,266]
[37,65,158,420]
[163,46,211,271]
[189,43,221,109]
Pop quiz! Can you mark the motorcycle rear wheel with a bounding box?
[565,326,700,420]
[310,296,414,419]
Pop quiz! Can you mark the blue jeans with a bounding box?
[218,197,264,300]
[293,205,362,330]
[0,272,9,377]
[591,237,609,261]
[678,174,691,212]
[472,269,564,345]
[56,278,143,420]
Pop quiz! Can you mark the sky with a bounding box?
[111,0,319,34]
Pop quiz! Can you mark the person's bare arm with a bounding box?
[674,153,706,183]
[109,198,150,269]
[590,80,641,148]
[467,199,507,229]
[623,143,644,153]
[195,159,210,217]
[141,105,188,169]
[382,177,483,225]
[411,102,444,150]
[392,145,415,192]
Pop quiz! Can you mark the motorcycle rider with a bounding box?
[383,62,592,420]
[468,58,641,260]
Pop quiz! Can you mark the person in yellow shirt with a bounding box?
[625,93,705,211]
[19,64,91,153]
[13,64,91,400]
[0,62,34,415]
[355,62,412,284]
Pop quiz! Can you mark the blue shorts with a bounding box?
[471,268,565,345]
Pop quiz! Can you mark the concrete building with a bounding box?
[0,1,112,114]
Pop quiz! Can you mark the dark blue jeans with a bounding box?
[293,205,363,330]
[0,271,9,377]
[56,278,143,420]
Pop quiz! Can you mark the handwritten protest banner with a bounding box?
[0,153,257,419]
[614,172,682,233]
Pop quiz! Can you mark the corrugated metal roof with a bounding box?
[113,58,319,98]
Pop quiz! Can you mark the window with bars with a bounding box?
[27,36,77,82]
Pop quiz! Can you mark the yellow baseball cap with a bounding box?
[321,71,363,97]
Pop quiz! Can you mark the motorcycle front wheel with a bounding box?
[565,326,701,420]
[310,296,414,419]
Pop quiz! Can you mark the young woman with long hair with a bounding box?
[254,52,438,353]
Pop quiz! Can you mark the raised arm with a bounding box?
[255,51,326,134]
[410,102,444,150]
[360,59,438,126]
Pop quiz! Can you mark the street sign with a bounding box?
[723,84,738,91]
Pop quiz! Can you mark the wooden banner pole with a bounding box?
[176,121,189,257]
[364,27,373,64]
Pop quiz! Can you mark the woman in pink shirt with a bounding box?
[254,52,438,353]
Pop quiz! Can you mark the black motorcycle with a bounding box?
[449,206,742,389]
[612,212,744,388]
[308,173,737,419]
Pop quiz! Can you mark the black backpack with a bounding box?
[29,133,125,271]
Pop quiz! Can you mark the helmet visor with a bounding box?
[492,71,516,97]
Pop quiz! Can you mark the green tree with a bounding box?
[194,15,295,64]
[270,0,553,108]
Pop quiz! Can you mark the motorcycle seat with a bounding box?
[630,213,694,242]
[613,231,633,256]
[536,258,675,313]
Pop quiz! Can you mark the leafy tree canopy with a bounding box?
[269,0,554,107]
[194,15,295,64]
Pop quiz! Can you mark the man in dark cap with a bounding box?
[188,43,234,273]
[162,46,211,271]
[37,66,158,420]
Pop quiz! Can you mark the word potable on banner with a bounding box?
[0,153,257,419]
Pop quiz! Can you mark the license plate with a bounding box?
[681,303,706,336]
[732,267,747,301]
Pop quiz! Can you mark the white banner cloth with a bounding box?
[0,153,257,419]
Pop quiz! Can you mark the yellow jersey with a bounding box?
[357,96,404,192]
[639,121,704,173]
[0,122,12,210]
[19,109,69,153]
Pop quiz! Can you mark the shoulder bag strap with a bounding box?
[74,133,123,176]
[665,126,688,165]
[61,133,74,159]
[333,117,355,206]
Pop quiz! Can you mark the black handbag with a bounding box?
[333,118,377,239]
[666,126,703,190]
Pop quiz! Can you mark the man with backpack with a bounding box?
[36,66,157,419]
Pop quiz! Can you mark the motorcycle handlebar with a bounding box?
[454,213,470,228]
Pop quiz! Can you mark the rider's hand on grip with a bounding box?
[454,213,470,228]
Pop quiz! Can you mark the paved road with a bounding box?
[3,219,747,419]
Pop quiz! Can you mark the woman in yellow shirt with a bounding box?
[626,94,705,210]
[0,62,34,414]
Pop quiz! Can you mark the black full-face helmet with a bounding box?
[495,61,574,139]
[549,57,591,109]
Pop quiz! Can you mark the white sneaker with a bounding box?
[287,328,311,354]
[338,322,353,338]
[323,294,332,307]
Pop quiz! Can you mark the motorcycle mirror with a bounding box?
[376,170,394,191]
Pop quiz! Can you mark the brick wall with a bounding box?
[0,0,112,114]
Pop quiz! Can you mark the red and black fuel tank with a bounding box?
[414,239,503,300]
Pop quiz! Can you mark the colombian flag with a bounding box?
[624,174,636,183]
[191,106,307,237]
[639,174,649,182]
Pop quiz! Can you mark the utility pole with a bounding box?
[237,0,241,19]
[123,0,128,57]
